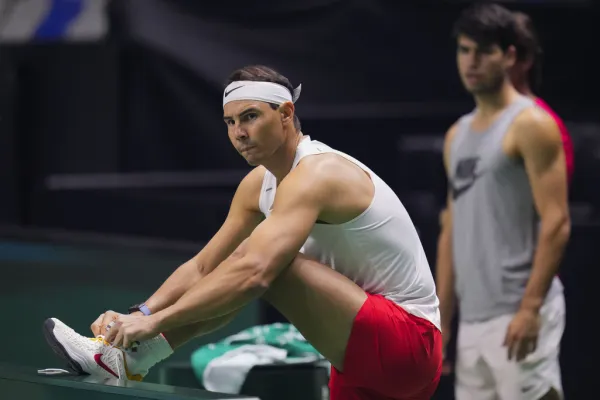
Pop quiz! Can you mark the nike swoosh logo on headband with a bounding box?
[224,86,244,97]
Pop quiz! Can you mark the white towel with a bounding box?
[202,344,288,394]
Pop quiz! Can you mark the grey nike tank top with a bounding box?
[449,95,563,323]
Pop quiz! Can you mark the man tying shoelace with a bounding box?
[44,64,443,400]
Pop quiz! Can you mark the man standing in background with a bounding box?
[436,3,570,400]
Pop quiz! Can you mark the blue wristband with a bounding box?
[129,303,152,316]
[139,303,152,316]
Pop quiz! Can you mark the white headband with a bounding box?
[222,80,302,107]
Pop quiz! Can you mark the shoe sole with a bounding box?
[42,318,86,375]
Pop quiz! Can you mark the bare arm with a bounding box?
[153,160,331,332]
[515,110,571,313]
[142,168,265,314]
[436,201,454,331]
[436,123,459,333]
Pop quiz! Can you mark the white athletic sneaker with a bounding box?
[43,318,144,381]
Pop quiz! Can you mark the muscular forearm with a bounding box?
[436,225,455,328]
[144,257,203,314]
[154,255,265,332]
[521,216,570,312]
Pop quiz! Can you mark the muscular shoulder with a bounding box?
[443,119,462,172]
[283,154,344,196]
[300,153,367,185]
[239,166,267,190]
[233,166,267,213]
[512,106,562,153]
[281,153,370,203]
[445,120,461,143]
[277,154,373,223]
[534,98,566,127]
[296,153,347,175]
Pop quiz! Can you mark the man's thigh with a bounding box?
[264,254,441,399]
[484,295,566,400]
[262,253,368,371]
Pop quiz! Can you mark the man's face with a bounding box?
[223,100,285,166]
[456,35,516,95]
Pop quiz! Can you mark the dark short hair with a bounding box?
[226,65,301,131]
[452,2,518,52]
[513,11,543,90]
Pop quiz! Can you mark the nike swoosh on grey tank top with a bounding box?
[449,94,563,323]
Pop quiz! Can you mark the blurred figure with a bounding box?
[436,3,570,400]
[510,11,574,183]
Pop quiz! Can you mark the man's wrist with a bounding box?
[128,303,152,316]
[519,296,543,313]
[151,308,172,333]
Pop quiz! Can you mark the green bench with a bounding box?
[0,363,259,399]
[159,361,330,400]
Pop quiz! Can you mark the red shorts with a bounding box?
[329,293,442,400]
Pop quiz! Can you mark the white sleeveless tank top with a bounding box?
[258,137,440,330]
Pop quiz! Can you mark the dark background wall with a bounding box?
[2,0,598,238]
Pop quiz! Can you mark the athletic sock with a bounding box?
[123,333,174,376]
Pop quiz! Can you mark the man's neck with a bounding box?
[474,81,521,117]
[263,131,304,183]
[513,80,536,100]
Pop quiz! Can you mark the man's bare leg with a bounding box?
[162,312,239,349]
[122,253,362,377]
[262,254,368,371]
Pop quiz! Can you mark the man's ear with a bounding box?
[279,102,295,125]
[505,45,517,69]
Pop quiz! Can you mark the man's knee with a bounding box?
[290,251,312,265]
[262,252,307,296]
[272,252,330,285]
[265,251,366,305]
